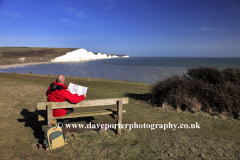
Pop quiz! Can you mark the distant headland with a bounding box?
[52,48,129,62]
[0,47,129,65]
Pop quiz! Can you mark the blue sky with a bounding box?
[0,0,240,57]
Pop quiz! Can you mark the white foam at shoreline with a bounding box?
[0,62,51,70]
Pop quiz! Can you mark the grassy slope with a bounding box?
[0,47,77,65]
[0,73,240,159]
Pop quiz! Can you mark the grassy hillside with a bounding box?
[0,47,77,65]
[0,73,240,159]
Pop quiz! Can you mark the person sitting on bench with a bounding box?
[46,75,86,127]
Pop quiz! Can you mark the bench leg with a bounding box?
[47,105,53,126]
[117,100,122,135]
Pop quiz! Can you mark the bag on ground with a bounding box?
[44,125,66,150]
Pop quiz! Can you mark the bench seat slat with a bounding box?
[38,109,126,121]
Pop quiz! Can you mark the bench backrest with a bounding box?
[37,97,129,110]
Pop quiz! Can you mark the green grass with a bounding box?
[0,73,240,159]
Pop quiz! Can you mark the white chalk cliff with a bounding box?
[52,48,129,62]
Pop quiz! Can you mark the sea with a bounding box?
[1,57,240,84]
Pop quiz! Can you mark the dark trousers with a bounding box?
[58,108,74,128]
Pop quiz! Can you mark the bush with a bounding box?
[149,67,240,118]
[187,67,224,85]
[222,68,240,85]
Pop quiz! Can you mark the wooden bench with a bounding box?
[37,97,128,135]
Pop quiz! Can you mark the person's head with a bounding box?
[56,75,65,84]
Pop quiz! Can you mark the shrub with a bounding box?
[222,68,240,85]
[149,67,240,118]
[187,67,224,85]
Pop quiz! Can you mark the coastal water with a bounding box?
[1,57,240,84]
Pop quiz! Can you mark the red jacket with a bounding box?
[46,82,85,117]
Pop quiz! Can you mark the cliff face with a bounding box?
[52,48,128,62]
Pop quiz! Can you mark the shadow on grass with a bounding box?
[17,109,44,146]
[125,93,149,101]
[17,109,44,137]
[17,109,105,145]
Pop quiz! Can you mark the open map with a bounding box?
[68,83,87,96]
